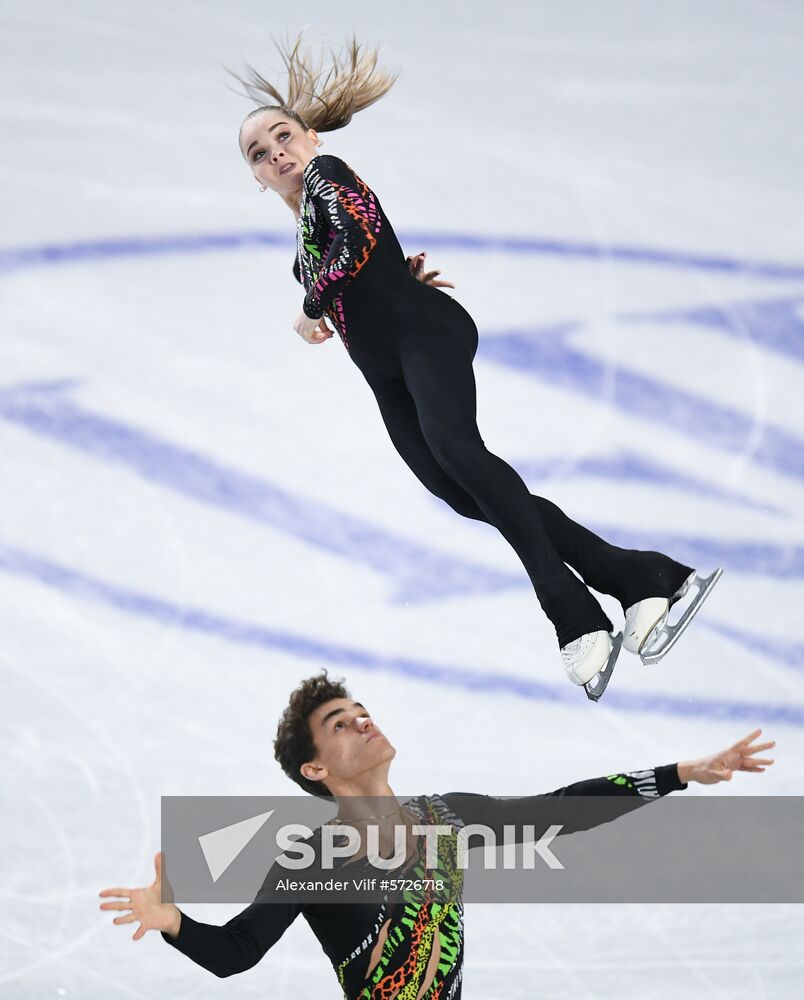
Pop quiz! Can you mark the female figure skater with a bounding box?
[236,38,721,700]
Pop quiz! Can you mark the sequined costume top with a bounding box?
[292,154,450,356]
[163,765,686,998]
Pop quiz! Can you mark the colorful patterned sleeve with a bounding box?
[442,764,687,838]
[301,154,381,319]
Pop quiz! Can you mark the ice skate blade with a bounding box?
[584,632,623,702]
[640,568,723,665]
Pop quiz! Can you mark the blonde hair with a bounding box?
[234,34,398,134]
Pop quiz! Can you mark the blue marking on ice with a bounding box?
[2,231,801,708]
[397,234,804,282]
[701,621,804,674]
[619,295,804,364]
[1,380,802,600]
[581,526,804,580]
[0,379,521,604]
[1,541,803,727]
[0,232,293,275]
[3,231,801,493]
[479,324,804,481]
[2,231,804,280]
[514,452,781,516]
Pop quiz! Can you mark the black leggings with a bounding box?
[360,319,692,648]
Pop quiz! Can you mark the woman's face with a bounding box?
[239,108,320,195]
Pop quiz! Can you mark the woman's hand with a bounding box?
[407,251,455,289]
[294,312,333,344]
[99,851,181,941]
[677,729,775,785]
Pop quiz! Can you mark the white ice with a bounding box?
[2,1,804,997]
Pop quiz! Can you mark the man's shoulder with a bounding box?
[412,793,471,826]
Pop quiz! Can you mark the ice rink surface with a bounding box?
[2,0,804,996]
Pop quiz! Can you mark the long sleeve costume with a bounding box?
[291,155,691,648]
[163,764,686,998]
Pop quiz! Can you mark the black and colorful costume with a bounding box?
[163,764,686,998]
[293,155,690,648]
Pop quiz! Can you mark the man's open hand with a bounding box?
[100,852,181,941]
[678,729,775,785]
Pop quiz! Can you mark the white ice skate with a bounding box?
[561,629,623,702]
[623,568,723,665]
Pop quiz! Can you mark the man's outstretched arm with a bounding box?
[100,853,300,978]
[443,729,775,834]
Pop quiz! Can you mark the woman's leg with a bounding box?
[386,336,612,648]
[366,371,691,618]
[365,372,490,521]
[530,497,693,611]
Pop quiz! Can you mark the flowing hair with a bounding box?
[233,34,398,134]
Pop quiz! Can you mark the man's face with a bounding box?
[303,698,396,792]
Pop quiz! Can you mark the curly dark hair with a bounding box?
[274,671,349,798]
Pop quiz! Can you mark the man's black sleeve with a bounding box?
[161,867,301,978]
[442,764,687,838]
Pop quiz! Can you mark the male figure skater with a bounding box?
[101,672,774,998]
